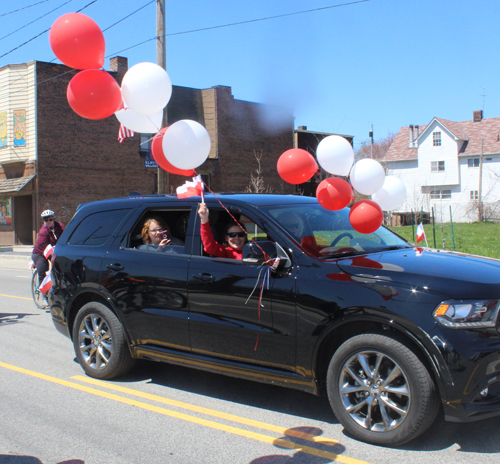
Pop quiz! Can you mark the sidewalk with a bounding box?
[0,246,33,269]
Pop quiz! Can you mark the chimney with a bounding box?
[473,110,483,122]
[298,125,307,130]
[409,124,414,148]
[415,125,420,139]
[110,56,128,83]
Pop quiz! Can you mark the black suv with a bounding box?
[49,193,500,446]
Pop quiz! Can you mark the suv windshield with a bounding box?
[262,204,410,258]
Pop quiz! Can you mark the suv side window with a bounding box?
[199,208,270,257]
[127,209,191,254]
[68,209,131,246]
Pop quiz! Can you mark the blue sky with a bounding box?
[2,0,500,148]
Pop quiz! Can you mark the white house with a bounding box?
[384,110,500,222]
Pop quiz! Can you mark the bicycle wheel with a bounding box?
[31,270,47,309]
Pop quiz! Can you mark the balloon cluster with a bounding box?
[49,13,211,174]
[277,135,406,234]
[50,14,122,120]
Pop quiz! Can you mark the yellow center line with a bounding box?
[0,361,374,464]
[72,375,338,446]
[0,293,31,300]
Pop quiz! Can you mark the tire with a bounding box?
[326,333,440,446]
[31,271,47,310]
[72,302,135,380]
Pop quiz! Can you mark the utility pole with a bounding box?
[157,0,168,194]
[478,138,484,222]
[369,124,374,159]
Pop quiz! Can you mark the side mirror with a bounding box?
[242,240,291,270]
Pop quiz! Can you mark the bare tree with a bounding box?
[464,168,500,221]
[355,132,396,163]
[246,150,273,193]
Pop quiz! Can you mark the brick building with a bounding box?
[0,57,303,245]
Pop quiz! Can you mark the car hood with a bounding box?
[335,247,500,299]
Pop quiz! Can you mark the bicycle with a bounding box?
[30,244,53,310]
[31,265,48,309]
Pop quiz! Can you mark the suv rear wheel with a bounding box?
[326,333,440,446]
[72,302,135,380]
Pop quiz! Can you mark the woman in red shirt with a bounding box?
[198,203,247,259]
[31,209,65,286]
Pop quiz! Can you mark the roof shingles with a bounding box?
[386,116,500,161]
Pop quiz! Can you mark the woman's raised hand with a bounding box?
[198,203,209,224]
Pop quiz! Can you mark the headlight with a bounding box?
[433,299,500,329]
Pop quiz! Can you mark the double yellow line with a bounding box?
[0,361,373,463]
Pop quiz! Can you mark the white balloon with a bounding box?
[350,158,386,195]
[121,62,172,116]
[115,106,163,133]
[371,176,407,211]
[162,120,211,170]
[316,135,354,176]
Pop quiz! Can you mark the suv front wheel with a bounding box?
[326,333,440,446]
[72,302,135,380]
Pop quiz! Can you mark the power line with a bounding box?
[0,0,52,18]
[107,0,370,56]
[0,0,75,43]
[166,0,370,37]
[102,0,155,32]
[0,0,100,61]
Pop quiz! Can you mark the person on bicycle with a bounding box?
[31,210,65,286]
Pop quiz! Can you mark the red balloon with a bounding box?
[277,149,318,184]
[349,200,384,234]
[67,70,122,120]
[152,128,195,176]
[316,177,353,211]
[49,13,105,70]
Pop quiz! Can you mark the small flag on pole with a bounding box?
[118,124,135,144]
[39,273,52,295]
[176,175,204,199]
[43,244,54,259]
[416,223,428,246]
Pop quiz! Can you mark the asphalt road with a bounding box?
[1,266,500,464]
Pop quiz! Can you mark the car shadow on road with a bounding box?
[0,312,35,326]
[118,360,337,424]
[396,412,500,453]
[116,361,500,453]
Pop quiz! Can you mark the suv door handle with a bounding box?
[192,273,215,282]
[107,263,125,271]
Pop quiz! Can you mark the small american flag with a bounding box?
[118,124,135,144]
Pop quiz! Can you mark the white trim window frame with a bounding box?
[430,189,451,199]
[431,160,445,172]
[433,131,442,146]
[467,158,480,168]
[470,190,479,200]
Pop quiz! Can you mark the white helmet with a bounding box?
[41,209,55,218]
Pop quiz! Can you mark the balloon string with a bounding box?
[147,116,162,134]
[195,172,272,262]
[195,180,276,353]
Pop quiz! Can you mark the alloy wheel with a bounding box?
[77,313,113,370]
[339,350,411,432]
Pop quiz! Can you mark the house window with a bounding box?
[433,131,441,146]
[431,161,445,172]
[430,189,451,199]
[470,190,479,200]
[140,133,153,154]
[468,158,480,167]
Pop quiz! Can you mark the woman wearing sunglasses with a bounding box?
[31,209,65,287]
[198,203,247,259]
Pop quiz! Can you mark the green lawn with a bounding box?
[388,222,500,259]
